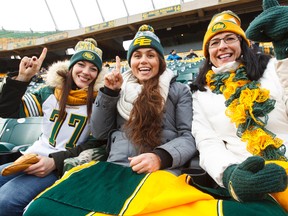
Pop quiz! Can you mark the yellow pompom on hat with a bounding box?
[202,10,250,57]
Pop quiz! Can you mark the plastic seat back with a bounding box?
[0,118,7,132]
[0,117,43,152]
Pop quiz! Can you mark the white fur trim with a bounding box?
[45,60,107,91]
[45,60,69,88]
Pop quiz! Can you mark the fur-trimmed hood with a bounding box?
[45,60,108,91]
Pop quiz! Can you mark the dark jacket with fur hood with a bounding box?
[0,60,108,176]
[0,60,107,118]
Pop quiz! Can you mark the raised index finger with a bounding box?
[115,56,121,72]
[38,48,47,63]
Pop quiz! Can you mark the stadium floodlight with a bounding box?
[10,55,21,59]
[123,39,133,51]
[66,48,75,55]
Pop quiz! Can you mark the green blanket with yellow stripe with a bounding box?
[24,161,287,216]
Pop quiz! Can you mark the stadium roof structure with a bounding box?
[0,0,286,71]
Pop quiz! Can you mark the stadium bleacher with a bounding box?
[166,57,204,84]
[0,0,272,73]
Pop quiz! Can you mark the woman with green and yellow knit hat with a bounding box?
[91,24,195,174]
[0,38,107,216]
[190,7,288,210]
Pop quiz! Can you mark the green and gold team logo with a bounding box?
[212,22,226,32]
[133,36,152,46]
[82,52,95,60]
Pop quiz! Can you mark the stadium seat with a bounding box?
[176,72,193,84]
[0,117,43,164]
[172,69,178,76]
[185,68,199,80]
[176,66,200,84]
[0,118,7,132]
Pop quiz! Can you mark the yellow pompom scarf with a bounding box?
[54,88,97,105]
[206,64,287,161]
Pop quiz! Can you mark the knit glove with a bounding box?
[245,0,288,60]
[223,156,287,202]
[63,147,108,173]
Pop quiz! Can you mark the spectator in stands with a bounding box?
[184,48,199,59]
[0,38,107,216]
[166,49,182,61]
[104,61,110,68]
[91,24,196,174]
[190,9,288,210]
[249,40,261,54]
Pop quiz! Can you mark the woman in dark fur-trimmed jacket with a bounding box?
[0,38,106,216]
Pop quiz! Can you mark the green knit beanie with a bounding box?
[127,24,164,65]
[69,38,103,72]
[222,156,287,202]
[245,0,288,59]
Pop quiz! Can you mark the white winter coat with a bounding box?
[192,58,288,186]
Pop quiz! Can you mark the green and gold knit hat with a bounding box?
[127,24,164,65]
[69,38,103,72]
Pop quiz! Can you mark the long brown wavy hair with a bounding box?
[57,68,97,121]
[124,54,167,153]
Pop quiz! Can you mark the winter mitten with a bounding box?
[1,153,39,176]
[267,160,288,212]
[245,0,288,60]
[222,156,287,202]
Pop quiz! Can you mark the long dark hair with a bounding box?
[57,68,97,121]
[124,54,167,153]
[190,37,271,92]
